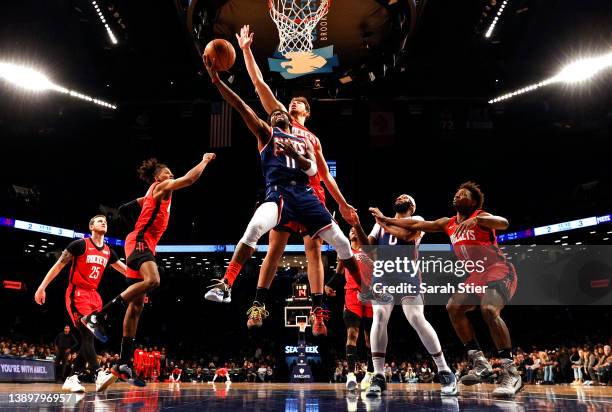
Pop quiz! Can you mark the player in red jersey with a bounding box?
[206,25,358,337]
[325,227,375,390]
[34,215,128,393]
[144,348,155,381]
[370,182,522,397]
[169,366,182,383]
[84,153,216,387]
[133,346,145,378]
[209,366,231,384]
[152,347,161,382]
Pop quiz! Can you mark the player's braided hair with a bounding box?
[458,181,485,210]
[138,158,168,184]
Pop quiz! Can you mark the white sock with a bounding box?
[372,357,386,376]
[432,352,450,373]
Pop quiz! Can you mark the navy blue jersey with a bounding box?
[260,127,310,188]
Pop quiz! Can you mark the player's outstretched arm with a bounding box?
[111,260,128,277]
[236,25,287,115]
[34,250,73,304]
[453,211,508,238]
[376,220,422,243]
[154,153,216,198]
[370,207,448,233]
[204,55,271,148]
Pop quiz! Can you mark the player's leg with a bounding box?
[82,260,159,342]
[206,201,280,302]
[61,318,86,393]
[446,292,492,386]
[344,307,361,390]
[367,303,393,396]
[402,295,457,395]
[361,312,375,390]
[481,285,522,397]
[304,235,328,336]
[246,229,290,328]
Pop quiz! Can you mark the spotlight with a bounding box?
[0,62,117,109]
[488,51,612,103]
[485,0,509,38]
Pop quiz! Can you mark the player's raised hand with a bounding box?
[276,141,299,159]
[340,203,358,226]
[235,25,254,50]
[203,55,219,81]
[453,216,478,239]
[203,153,216,163]
[369,207,385,220]
[34,287,46,305]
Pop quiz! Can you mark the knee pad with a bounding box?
[239,202,279,249]
[318,223,353,260]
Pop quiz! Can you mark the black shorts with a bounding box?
[343,308,373,331]
[125,241,156,277]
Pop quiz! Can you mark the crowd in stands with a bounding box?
[4,333,609,386]
[1,334,277,384]
[333,342,611,386]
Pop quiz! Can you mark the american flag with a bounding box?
[209,101,232,148]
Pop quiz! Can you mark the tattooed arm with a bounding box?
[34,249,74,305]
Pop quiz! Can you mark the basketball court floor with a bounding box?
[0,382,610,411]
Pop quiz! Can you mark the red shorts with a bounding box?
[344,289,373,318]
[65,285,102,326]
[464,263,517,302]
[124,232,157,279]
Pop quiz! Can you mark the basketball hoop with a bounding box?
[268,0,331,55]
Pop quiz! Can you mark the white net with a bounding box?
[268,0,330,55]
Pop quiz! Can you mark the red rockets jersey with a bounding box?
[344,248,373,291]
[69,238,114,290]
[172,368,182,375]
[216,367,228,376]
[130,182,172,247]
[144,352,155,367]
[445,209,508,269]
[153,351,161,366]
[134,349,145,368]
[291,120,325,202]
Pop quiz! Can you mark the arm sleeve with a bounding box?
[368,224,381,239]
[108,248,119,265]
[65,239,86,257]
[118,199,142,227]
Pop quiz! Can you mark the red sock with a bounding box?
[223,262,242,287]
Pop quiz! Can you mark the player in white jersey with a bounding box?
[353,194,457,396]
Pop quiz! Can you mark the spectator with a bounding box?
[384,363,392,383]
[54,325,78,383]
[418,362,434,383]
[594,345,611,386]
[526,353,541,384]
[571,348,584,385]
[584,346,598,386]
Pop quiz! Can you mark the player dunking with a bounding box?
[324,227,375,391]
[34,215,128,393]
[355,194,457,396]
[206,25,358,336]
[371,182,522,397]
[82,154,216,388]
[203,55,365,321]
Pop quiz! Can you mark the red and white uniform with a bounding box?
[216,367,228,377]
[445,209,517,299]
[344,249,373,318]
[125,182,172,278]
[153,350,161,379]
[134,348,145,375]
[144,351,155,378]
[65,238,118,326]
[291,120,325,204]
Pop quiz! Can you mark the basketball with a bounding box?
[203,39,236,72]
